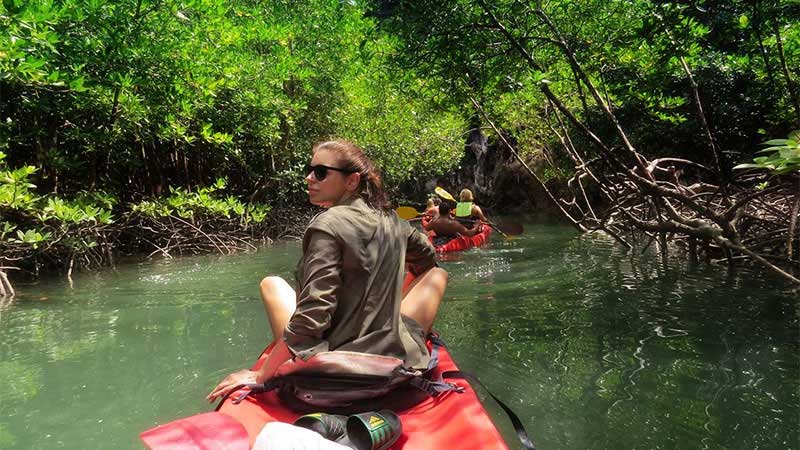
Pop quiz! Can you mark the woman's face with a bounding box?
[306,149,360,208]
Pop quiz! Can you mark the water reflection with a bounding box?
[0,222,797,450]
[437,223,798,450]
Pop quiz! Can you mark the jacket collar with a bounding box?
[333,194,367,208]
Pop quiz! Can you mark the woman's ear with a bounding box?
[345,172,361,192]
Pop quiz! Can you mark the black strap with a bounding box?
[214,380,278,411]
[428,333,444,371]
[409,376,464,396]
[431,332,536,450]
[400,335,463,397]
[443,370,537,450]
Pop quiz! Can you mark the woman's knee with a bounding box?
[260,276,288,293]
[259,276,296,308]
[430,267,448,283]
[423,267,448,291]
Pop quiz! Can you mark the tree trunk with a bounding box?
[534,7,646,169]
[774,21,800,126]
[751,1,776,88]
[569,64,591,120]
[678,56,728,184]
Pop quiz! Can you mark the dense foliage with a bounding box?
[370,0,798,171]
[0,0,464,202]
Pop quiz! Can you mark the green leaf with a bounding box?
[762,139,789,146]
[69,76,87,92]
[733,163,764,170]
[738,15,749,28]
[757,146,788,154]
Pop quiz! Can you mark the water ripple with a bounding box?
[0,220,797,450]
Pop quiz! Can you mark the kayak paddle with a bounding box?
[396,206,424,220]
[395,206,523,237]
[434,186,456,202]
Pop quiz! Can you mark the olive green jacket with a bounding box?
[283,196,437,370]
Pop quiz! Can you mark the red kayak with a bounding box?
[428,225,492,253]
[141,341,509,450]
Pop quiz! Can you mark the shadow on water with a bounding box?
[0,220,797,450]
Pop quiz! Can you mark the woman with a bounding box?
[455,188,488,223]
[207,139,448,402]
[423,200,481,247]
[423,197,440,220]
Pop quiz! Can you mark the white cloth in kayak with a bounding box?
[253,422,351,450]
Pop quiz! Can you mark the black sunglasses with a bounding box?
[305,164,356,181]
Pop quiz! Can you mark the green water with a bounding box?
[1,221,798,450]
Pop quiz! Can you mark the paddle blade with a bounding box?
[495,220,523,236]
[396,206,421,220]
[435,186,456,202]
[140,412,250,450]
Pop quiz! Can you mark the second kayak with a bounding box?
[428,225,492,253]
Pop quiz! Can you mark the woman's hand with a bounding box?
[206,340,293,403]
[206,369,260,403]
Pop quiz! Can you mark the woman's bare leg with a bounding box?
[400,268,448,334]
[259,276,296,342]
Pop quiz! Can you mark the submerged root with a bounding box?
[120,208,312,258]
[0,205,314,295]
[571,167,799,284]
[0,269,15,298]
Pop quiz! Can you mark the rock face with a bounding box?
[407,127,565,216]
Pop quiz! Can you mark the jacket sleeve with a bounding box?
[405,224,437,276]
[282,229,342,360]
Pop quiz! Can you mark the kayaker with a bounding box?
[454,188,488,225]
[424,200,481,247]
[423,197,440,219]
[207,139,448,403]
